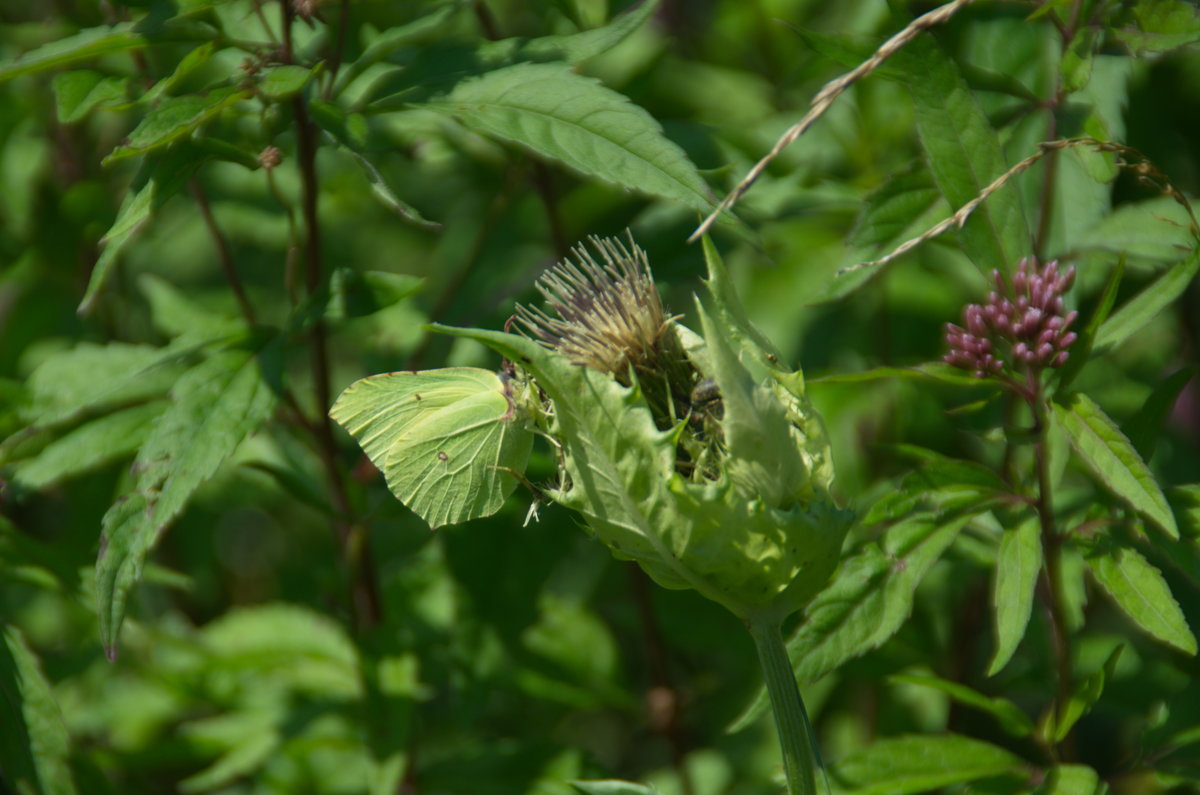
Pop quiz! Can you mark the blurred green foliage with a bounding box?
[1,0,1200,793]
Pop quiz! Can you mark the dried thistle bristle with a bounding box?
[516,234,671,380]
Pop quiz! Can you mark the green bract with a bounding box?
[332,236,852,621]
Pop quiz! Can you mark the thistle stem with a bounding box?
[747,618,823,795]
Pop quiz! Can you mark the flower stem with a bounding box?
[747,618,823,795]
[1030,386,1074,760]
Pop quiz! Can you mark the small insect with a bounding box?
[437,451,449,461]
[687,378,723,425]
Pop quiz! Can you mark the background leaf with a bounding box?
[427,62,716,214]
[829,734,1025,795]
[1085,540,1196,654]
[96,344,279,655]
[1053,392,1178,537]
[906,36,1030,273]
[0,627,78,795]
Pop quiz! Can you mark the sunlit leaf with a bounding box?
[103,86,249,164]
[1053,392,1178,537]
[96,344,279,655]
[830,734,1025,794]
[427,63,716,214]
[9,403,164,491]
[988,514,1043,676]
[906,36,1030,273]
[1086,540,1196,654]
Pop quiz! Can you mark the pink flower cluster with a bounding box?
[944,258,1079,378]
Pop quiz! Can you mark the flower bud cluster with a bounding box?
[944,258,1078,378]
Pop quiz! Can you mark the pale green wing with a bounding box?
[329,367,533,529]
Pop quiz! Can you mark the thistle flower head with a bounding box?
[515,234,670,380]
[944,257,1078,378]
[515,234,699,433]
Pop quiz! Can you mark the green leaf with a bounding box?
[141,41,217,105]
[1122,368,1196,461]
[359,0,661,105]
[1052,392,1178,538]
[0,22,145,83]
[327,269,424,320]
[81,146,207,313]
[850,166,946,251]
[332,4,461,97]
[138,274,244,342]
[696,298,806,509]
[330,367,533,529]
[257,64,317,101]
[96,344,279,656]
[200,603,359,688]
[427,62,716,214]
[1044,645,1124,743]
[988,514,1043,676]
[103,86,249,165]
[570,781,660,795]
[1086,540,1196,654]
[830,734,1025,795]
[1034,764,1104,795]
[1115,0,1200,53]
[1172,484,1200,539]
[892,445,1010,495]
[179,730,280,794]
[811,363,989,388]
[887,673,1034,738]
[52,70,128,123]
[730,511,971,732]
[310,99,441,229]
[9,403,164,491]
[0,626,78,795]
[488,0,661,64]
[16,342,182,429]
[1094,248,1200,354]
[1061,27,1098,94]
[700,236,786,371]
[1057,257,1123,391]
[906,36,1030,272]
[1082,197,1196,264]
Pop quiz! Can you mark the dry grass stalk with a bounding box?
[688,0,976,243]
[839,137,1200,276]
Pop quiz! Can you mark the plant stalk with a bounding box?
[747,618,823,795]
[1030,389,1074,760]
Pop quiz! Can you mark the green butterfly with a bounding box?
[330,367,533,529]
